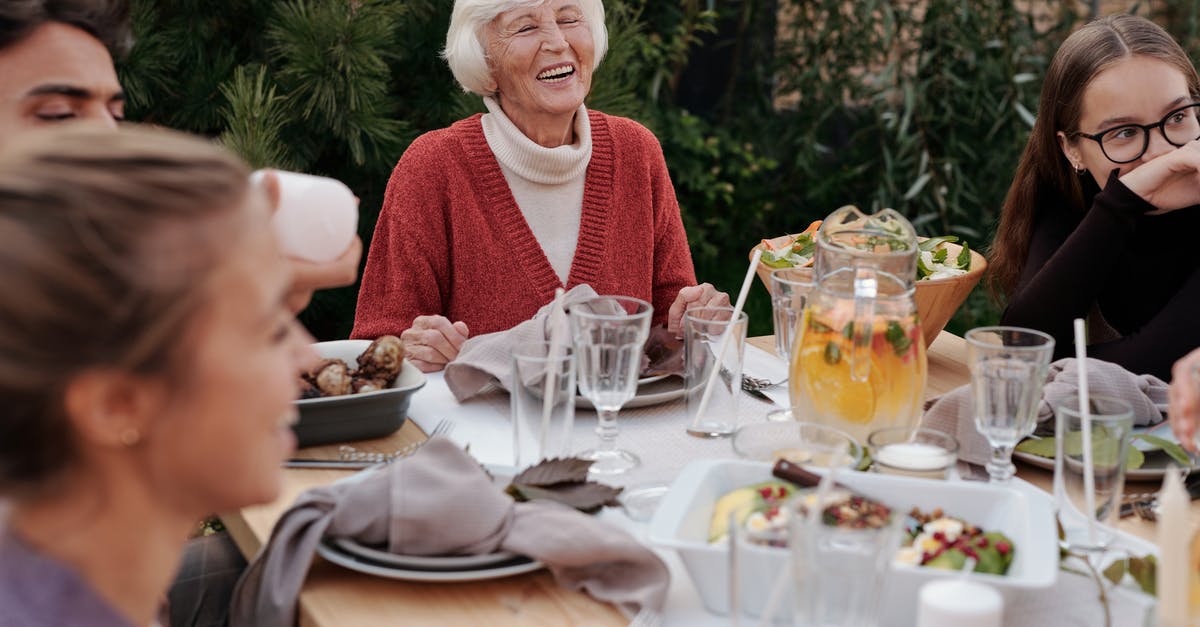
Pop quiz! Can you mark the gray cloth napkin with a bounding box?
[921,357,1169,466]
[228,438,669,627]
[444,284,597,401]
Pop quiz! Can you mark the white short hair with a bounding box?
[444,0,608,97]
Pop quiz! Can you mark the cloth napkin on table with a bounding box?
[444,284,597,401]
[920,357,1169,466]
[227,438,669,627]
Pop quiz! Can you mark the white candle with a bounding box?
[1158,470,1189,627]
[916,579,1002,627]
[874,442,955,471]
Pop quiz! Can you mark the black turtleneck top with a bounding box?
[1000,171,1200,380]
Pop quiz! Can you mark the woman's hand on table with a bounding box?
[284,236,364,313]
[402,316,470,372]
[1169,347,1200,452]
[667,283,731,337]
[1121,139,1200,215]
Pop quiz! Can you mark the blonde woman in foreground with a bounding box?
[0,125,315,626]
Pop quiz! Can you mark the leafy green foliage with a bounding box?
[118,1,1200,339]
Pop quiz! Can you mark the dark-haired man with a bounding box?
[0,0,129,139]
[0,0,360,313]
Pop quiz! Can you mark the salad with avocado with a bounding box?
[759,224,973,281]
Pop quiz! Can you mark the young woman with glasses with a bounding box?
[990,14,1200,380]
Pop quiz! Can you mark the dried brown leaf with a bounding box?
[510,482,624,513]
[511,457,593,487]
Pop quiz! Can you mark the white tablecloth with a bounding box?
[406,345,1158,626]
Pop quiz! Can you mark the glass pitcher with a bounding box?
[787,207,928,443]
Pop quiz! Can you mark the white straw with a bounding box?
[692,249,761,430]
[1073,318,1097,547]
[540,288,566,458]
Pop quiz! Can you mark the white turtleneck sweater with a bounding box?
[481,97,591,284]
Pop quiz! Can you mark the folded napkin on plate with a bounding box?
[921,357,1169,466]
[444,284,598,401]
[228,438,669,627]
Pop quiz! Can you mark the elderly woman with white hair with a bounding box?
[352,0,727,372]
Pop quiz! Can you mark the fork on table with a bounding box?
[283,418,456,469]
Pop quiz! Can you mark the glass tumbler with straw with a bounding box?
[569,296,652,475]
[966,326,1055,484]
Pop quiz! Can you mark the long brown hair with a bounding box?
[0,124,251,496]
[989,14,1200,299]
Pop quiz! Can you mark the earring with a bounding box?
[1073,163,1086,175]
[119,428,141,447]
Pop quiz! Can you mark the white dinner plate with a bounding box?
[330,538,519,572]
[575,375,685,410]
[1013,422,1195,482]
[317,541,543,582]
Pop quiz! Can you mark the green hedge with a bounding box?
[119,0,1192,339]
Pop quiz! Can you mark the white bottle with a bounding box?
[252,169,358,263]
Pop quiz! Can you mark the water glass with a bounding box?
[769,267,816,360]
[867,426,958,480]
[790,496,903,627]
[728,511,792,626]
[510,342,576,469]
[570,296,652,475]
[966,326,1055,484]
[1053,395,1134,553]
[684,307,749,438]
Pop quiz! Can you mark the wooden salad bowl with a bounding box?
[750,236,987,348]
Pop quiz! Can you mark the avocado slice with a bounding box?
[707,480,794,543]
[925,548,968,571]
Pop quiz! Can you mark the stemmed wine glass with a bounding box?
[966,326,1055,484]
[569,296,652,475]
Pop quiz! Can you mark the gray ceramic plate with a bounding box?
[1014,422,1195,482]
[329,538,520,572]
[317,541,542,582]
[575,375,685,410]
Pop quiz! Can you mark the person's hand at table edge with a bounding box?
[284,235,363,313]
[1169,347,1200,453]
[667,283,731,338]
[402,315,470,372]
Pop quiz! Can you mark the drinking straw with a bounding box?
[540,288,566,458]
[692,249,761,428]
[1073,318,1098,547]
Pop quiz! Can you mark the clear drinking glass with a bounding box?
[966,326,1055,484]
[789,492,903,627]
[510,342,576,469]
[684,307,748,438]
[1053,395,1134,553]
[569,296,652,475]
[769,267,816,360]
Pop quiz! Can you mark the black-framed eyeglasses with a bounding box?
[1075,102,1200,164]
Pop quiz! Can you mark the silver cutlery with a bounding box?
[741,374,787,392]
[741,374,786,403]
[1118,474,1200,521]
[285,418,457,469]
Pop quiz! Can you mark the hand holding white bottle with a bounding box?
[252,169,358,263]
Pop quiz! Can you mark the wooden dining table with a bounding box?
[221,331,1167,626]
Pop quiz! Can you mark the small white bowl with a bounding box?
[731,421,863,468]
[294,340,426,447]
[647,459,1057,621]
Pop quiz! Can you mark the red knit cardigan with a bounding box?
[351,110,697,339]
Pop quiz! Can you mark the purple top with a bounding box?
[0,520,135,627]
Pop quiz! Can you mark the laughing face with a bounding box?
[485,1,595,144]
